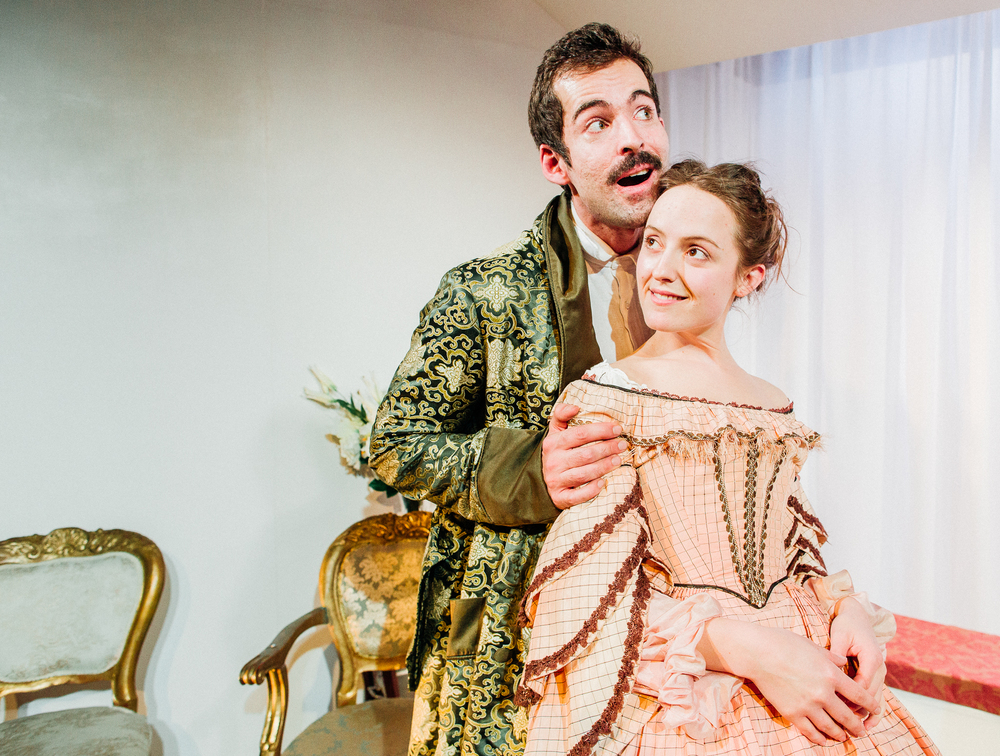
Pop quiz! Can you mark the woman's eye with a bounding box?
[687,246,708,259]
[644,235,658,247]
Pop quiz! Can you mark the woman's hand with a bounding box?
[699,618,880,746]
[830,597,887,729]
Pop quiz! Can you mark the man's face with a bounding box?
[548,59,669,240]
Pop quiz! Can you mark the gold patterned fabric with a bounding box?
[369,192,611,756]
[338,540,424,660]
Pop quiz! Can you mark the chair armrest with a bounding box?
[240,606,328,685]
[240,607,328,756]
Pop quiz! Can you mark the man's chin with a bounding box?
[603,200,656,230]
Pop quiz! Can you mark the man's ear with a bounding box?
[539,145,570,186]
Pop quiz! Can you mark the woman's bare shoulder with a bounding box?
[746,375,791,408]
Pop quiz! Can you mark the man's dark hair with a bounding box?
[529,23,660,163]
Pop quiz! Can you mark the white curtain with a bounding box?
[656,10,1000,635]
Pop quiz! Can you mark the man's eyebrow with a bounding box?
[573,98,609,121]
[573,89,657,121]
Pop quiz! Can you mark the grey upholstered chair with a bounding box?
[0,527,165,756]
[241,511,430,756]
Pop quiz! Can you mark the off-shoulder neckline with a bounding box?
[579,374,796,415]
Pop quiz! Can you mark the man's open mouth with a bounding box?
[617,169,652,187]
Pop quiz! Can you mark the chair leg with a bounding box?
[259,666,289,756]
[362,670,400,700]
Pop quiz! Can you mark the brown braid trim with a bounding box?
[513,683,541,708]
[787,495,829,538]
[793,562,829,579]
[566,566,652,756]
[793,534,824,563]
[784,522,796,550]
[784,519,810,550]
[521,528,649,681]
[518,474,643,628]
[580,376,795,414]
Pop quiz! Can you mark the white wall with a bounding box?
[0,0,562,753]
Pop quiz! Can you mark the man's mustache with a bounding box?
[607,151,664,185]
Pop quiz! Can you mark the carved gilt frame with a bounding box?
[0,527,165,711]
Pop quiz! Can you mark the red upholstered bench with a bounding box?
[885,614,1000,715]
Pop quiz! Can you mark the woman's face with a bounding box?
[637,184,762,338]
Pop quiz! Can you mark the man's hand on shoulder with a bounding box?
[542,403,627,510]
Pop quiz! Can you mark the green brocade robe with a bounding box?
[369,192,604,756]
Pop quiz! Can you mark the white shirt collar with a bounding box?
[571,202,616,263]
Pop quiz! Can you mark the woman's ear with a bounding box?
[736,264,767,298]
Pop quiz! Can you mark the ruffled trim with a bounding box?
[811,569,897,653]
[518,476,647,629]
[622,425,818,468]
[632,592,741,739]
[560,377,820,469]
[784,493,829,583]
[565,567,652,756]
[521,526,650,682]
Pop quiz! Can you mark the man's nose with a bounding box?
[616,117,644,154]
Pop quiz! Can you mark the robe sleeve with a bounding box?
[369,267,559,526]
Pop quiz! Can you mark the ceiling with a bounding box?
[533,0,1000,71]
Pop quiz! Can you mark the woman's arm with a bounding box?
[696,617,879,746]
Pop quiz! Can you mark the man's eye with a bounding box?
[586,120,608,133]
[636,106,653,120]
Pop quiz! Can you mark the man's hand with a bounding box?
[542,403,627,510]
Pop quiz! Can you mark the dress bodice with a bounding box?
[568,365,820,608]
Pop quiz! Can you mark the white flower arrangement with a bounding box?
[304,367,397,498]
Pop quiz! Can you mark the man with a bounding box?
[369,23,669,756]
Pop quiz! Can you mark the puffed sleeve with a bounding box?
[783,476,829,584]
[518,461,651,753]
[810,569,897,653]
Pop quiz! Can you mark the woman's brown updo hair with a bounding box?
[658,159,787,296]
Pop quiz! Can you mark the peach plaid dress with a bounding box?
[518,366,939,756]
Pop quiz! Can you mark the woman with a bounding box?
[517,161,938,755]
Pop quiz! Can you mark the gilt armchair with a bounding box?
[0,527,165,756]
[241,510,431,756]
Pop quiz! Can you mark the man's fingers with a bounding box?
[550,436,625,473]
[552,478,605,510]
[551,452,622,491]
[546,421,622,450]
[548,403,580,432]
[543,411,628,509]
